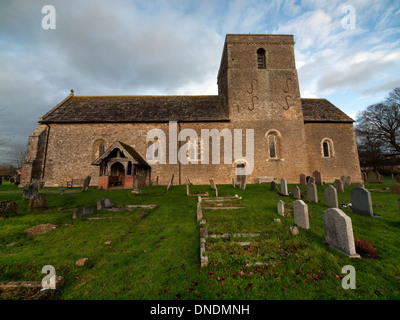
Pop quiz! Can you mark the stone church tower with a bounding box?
[21,34,362,188]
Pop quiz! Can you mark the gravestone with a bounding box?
[0,200,18,215]
[292,185,301,199]
[313,171,322,186]
[389,185,400,194]
[215,185,218,197]
[293,200,309,230]
[82,176,91,192]
[9,177,15,183]
[299,174,306,186]
[324,185,338,208]
[340,176,346,184]
[28,194,48,211]
[240,175,247,190]
[323,208,360,258]
[306,182,318,203]
[277,200,285,217]
[350,187,373,216]
[72,207,94,219]
[362,172,367,182]
[166,174,174,190]
[210,179,216,190]
[280,178,289,196]
[197,201,203,222]
[58,188,65,195]
[232,178,235,188]
[308,177,315,184]
[344,176,352,186]
[354,183,364,188]
[186,184,190,196]
[97,198,114,210]
[333,179,344,193]
[306,176,311,183]
[271,181,277,191]
[367,171,381,183]
[23,183,38,200]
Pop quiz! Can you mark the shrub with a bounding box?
[354,239,378,259]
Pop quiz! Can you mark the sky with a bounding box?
[0,0,399,163]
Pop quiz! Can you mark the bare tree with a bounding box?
[9,144,28,169]
[355,87,400,155]
[0,107,12,147]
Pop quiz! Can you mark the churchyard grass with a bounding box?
[0,180,399,299]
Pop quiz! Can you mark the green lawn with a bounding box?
[0,180,400,300]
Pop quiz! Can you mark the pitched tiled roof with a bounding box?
[91,141,149,166]
[40,94,228,123]
[301,98,354,123]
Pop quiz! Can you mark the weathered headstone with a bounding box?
[0,200,18,215]
[186,184,190,196]
[299,174,306,186]
[277,200,285,216]
[72,207,94,219]
[350,187,373,216]
[306,176,311,183]
[354,183,364,188]
[313,171,322,186]
[367,171,381,183]
[97,198,114,210]
[293,200,309,230]
[340,176,346,184]
[82,176,91,192]
[292,185,301,199]
[271,181,277,191]
[166,174,174,190]
[240,175,247,190]
[215,185,218,197]
[323,208,360,258]
[23,183,38,200]
[28,194,48,211]
[210,179,216,190]
[333,179,344,193]
[324,185,338,208]
[389,185,400,194]
[344,176,352,186]
[232,178,235,188]
[197,201,203,222]
[306,182,318,203]
[280,178,289,196]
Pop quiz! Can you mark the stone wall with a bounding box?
[304,122,362,183]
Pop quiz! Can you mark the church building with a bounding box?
[21,34,362,188]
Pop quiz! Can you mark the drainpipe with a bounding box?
[178,121,181,185]
[41,124,51,181]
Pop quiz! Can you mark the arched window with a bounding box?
[321,138,334,158]
[266,130,282,159]
[257,48,266,69]
[93,139,106,161]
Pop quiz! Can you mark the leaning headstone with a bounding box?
[28,194,48,211]
[0,200,18,215]
[97,198,114,210]
[23,183,38,200]
[293,200,309,230]
[333,179,344,193]
[280,178,289,196]
[215,185,218,197]
[350,187,373,216]
[277,200,285,217]
[299,174,306,186]
[166,174,174,190]
[324,185,338,208]
[292,185,301,199]
[344,176,352,186]
[82,176,91,192]
[209,179,216,190]
[313,171,322,186]
[72,207,94,219]
[323,208,360,258]
[271,181,277,191]
[306,182,318,203]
